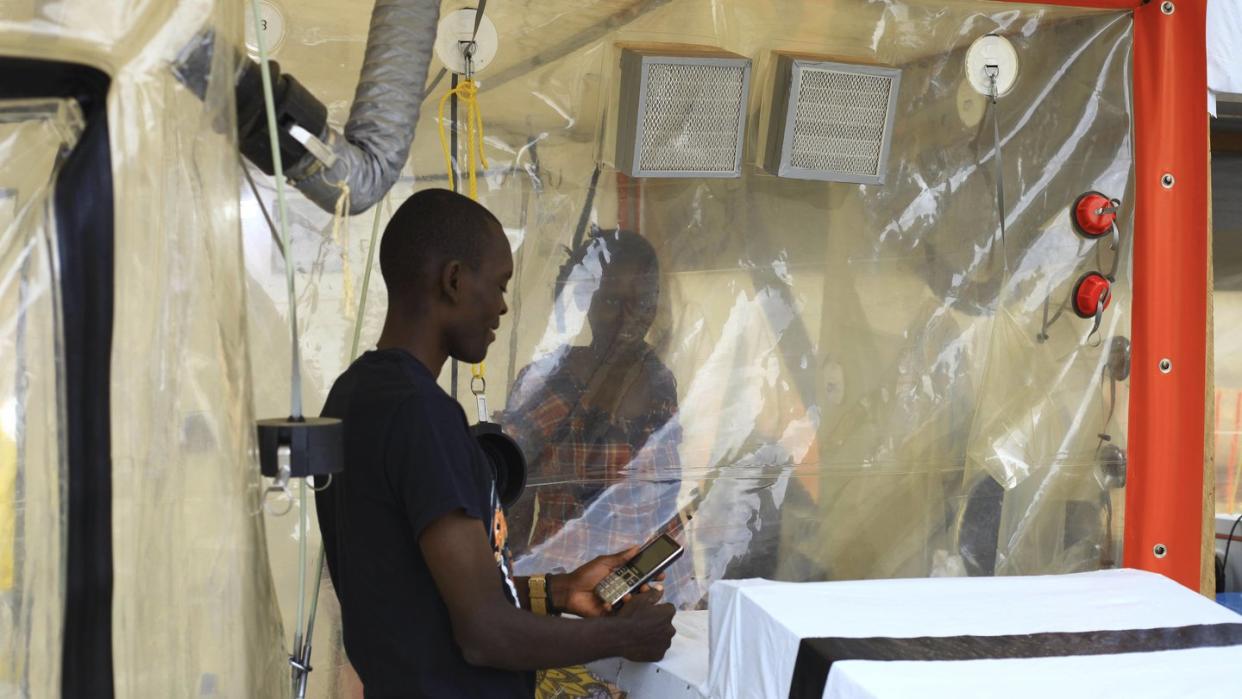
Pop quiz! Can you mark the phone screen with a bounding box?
[630,535,679,575]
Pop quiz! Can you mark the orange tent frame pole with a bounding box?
[1014,0,1140,7]
[1124,0,1209,589]
[999,0,1209,588]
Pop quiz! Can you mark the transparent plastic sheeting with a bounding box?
[0,1,288,697]
[0,99,80,699]
[233,1,1134,694]
[0,0,1137,695]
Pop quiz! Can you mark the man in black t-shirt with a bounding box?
[316,189,675,698]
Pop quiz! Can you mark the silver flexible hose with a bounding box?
[286,0,440,214]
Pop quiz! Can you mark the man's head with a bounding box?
[380,189,512,364]
[556,228,660,350]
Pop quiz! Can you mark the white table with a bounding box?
[597,569,1242,699]
[588,610,710,698]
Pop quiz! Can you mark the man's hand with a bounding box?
[614,590,676,662]
[553,546,665,617]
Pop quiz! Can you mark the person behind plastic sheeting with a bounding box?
[499,229,690,698]
[315,191,675,699]
[499,230,694,608]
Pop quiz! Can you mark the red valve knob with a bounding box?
[1072,191,1117,239]
[1073,272,1112,318]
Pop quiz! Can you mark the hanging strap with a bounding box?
[1085,288,1110,348]
[986,66,1009,277]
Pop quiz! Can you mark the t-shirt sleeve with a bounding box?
[386,395,489,541]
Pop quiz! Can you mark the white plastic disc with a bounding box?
[965,34,1019,97]
[435,9,499,76]
[244,0,287,59]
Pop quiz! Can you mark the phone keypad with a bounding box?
[596,567,640,604]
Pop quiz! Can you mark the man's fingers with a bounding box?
[623,589,659,608]
[604,545,640,568]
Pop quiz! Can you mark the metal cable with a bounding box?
[986,67,1009,277]
[239,157,285,258]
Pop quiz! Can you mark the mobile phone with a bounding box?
[595,533,684,608]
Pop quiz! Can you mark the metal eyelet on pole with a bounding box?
[1160,1,1174,15]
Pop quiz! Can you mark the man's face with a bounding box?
[446,226,512,364]
[586,262,657,351]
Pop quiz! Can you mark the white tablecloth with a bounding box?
[706,569,1242,699]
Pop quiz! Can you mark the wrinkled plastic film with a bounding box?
[0,98,79,699]
[0,2,290,696]
[235,0,1135,693]
[109,5,290,696]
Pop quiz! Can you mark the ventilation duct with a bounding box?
[174,0,440,215]
[615,45,751,178]
[763,54,901,185]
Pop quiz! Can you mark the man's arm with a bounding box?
[513,547,657,617]
[420,510,675,672]
[509,575,567,614]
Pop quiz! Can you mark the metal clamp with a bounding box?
[261,445,295,516]
[288,124,338,168]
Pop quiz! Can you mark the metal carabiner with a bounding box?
[471,374,489,423]
[260,444,296,516]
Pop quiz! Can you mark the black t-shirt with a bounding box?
[316,348,534,698]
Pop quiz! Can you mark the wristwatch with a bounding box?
[529,574,550,616]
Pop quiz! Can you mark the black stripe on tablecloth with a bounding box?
[789,623,1242,699]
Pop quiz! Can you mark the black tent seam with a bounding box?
[0,57,116,699]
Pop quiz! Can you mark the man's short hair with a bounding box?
[379,188,503,301]
[554,228,660,307]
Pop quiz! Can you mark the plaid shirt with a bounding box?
[499,346,699,607]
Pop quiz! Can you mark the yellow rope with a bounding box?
[438,77,490,384]
[437,78,490,200]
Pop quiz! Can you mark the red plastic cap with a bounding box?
[1073,191,1116,238]
[1073,272,1112,318]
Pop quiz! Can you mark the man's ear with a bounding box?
[439,259,462,304]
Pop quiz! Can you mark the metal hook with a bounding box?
[308,473,334,492]
[1094,199,1121,216]
[458,40,477,79]
[984,64,1000,104]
